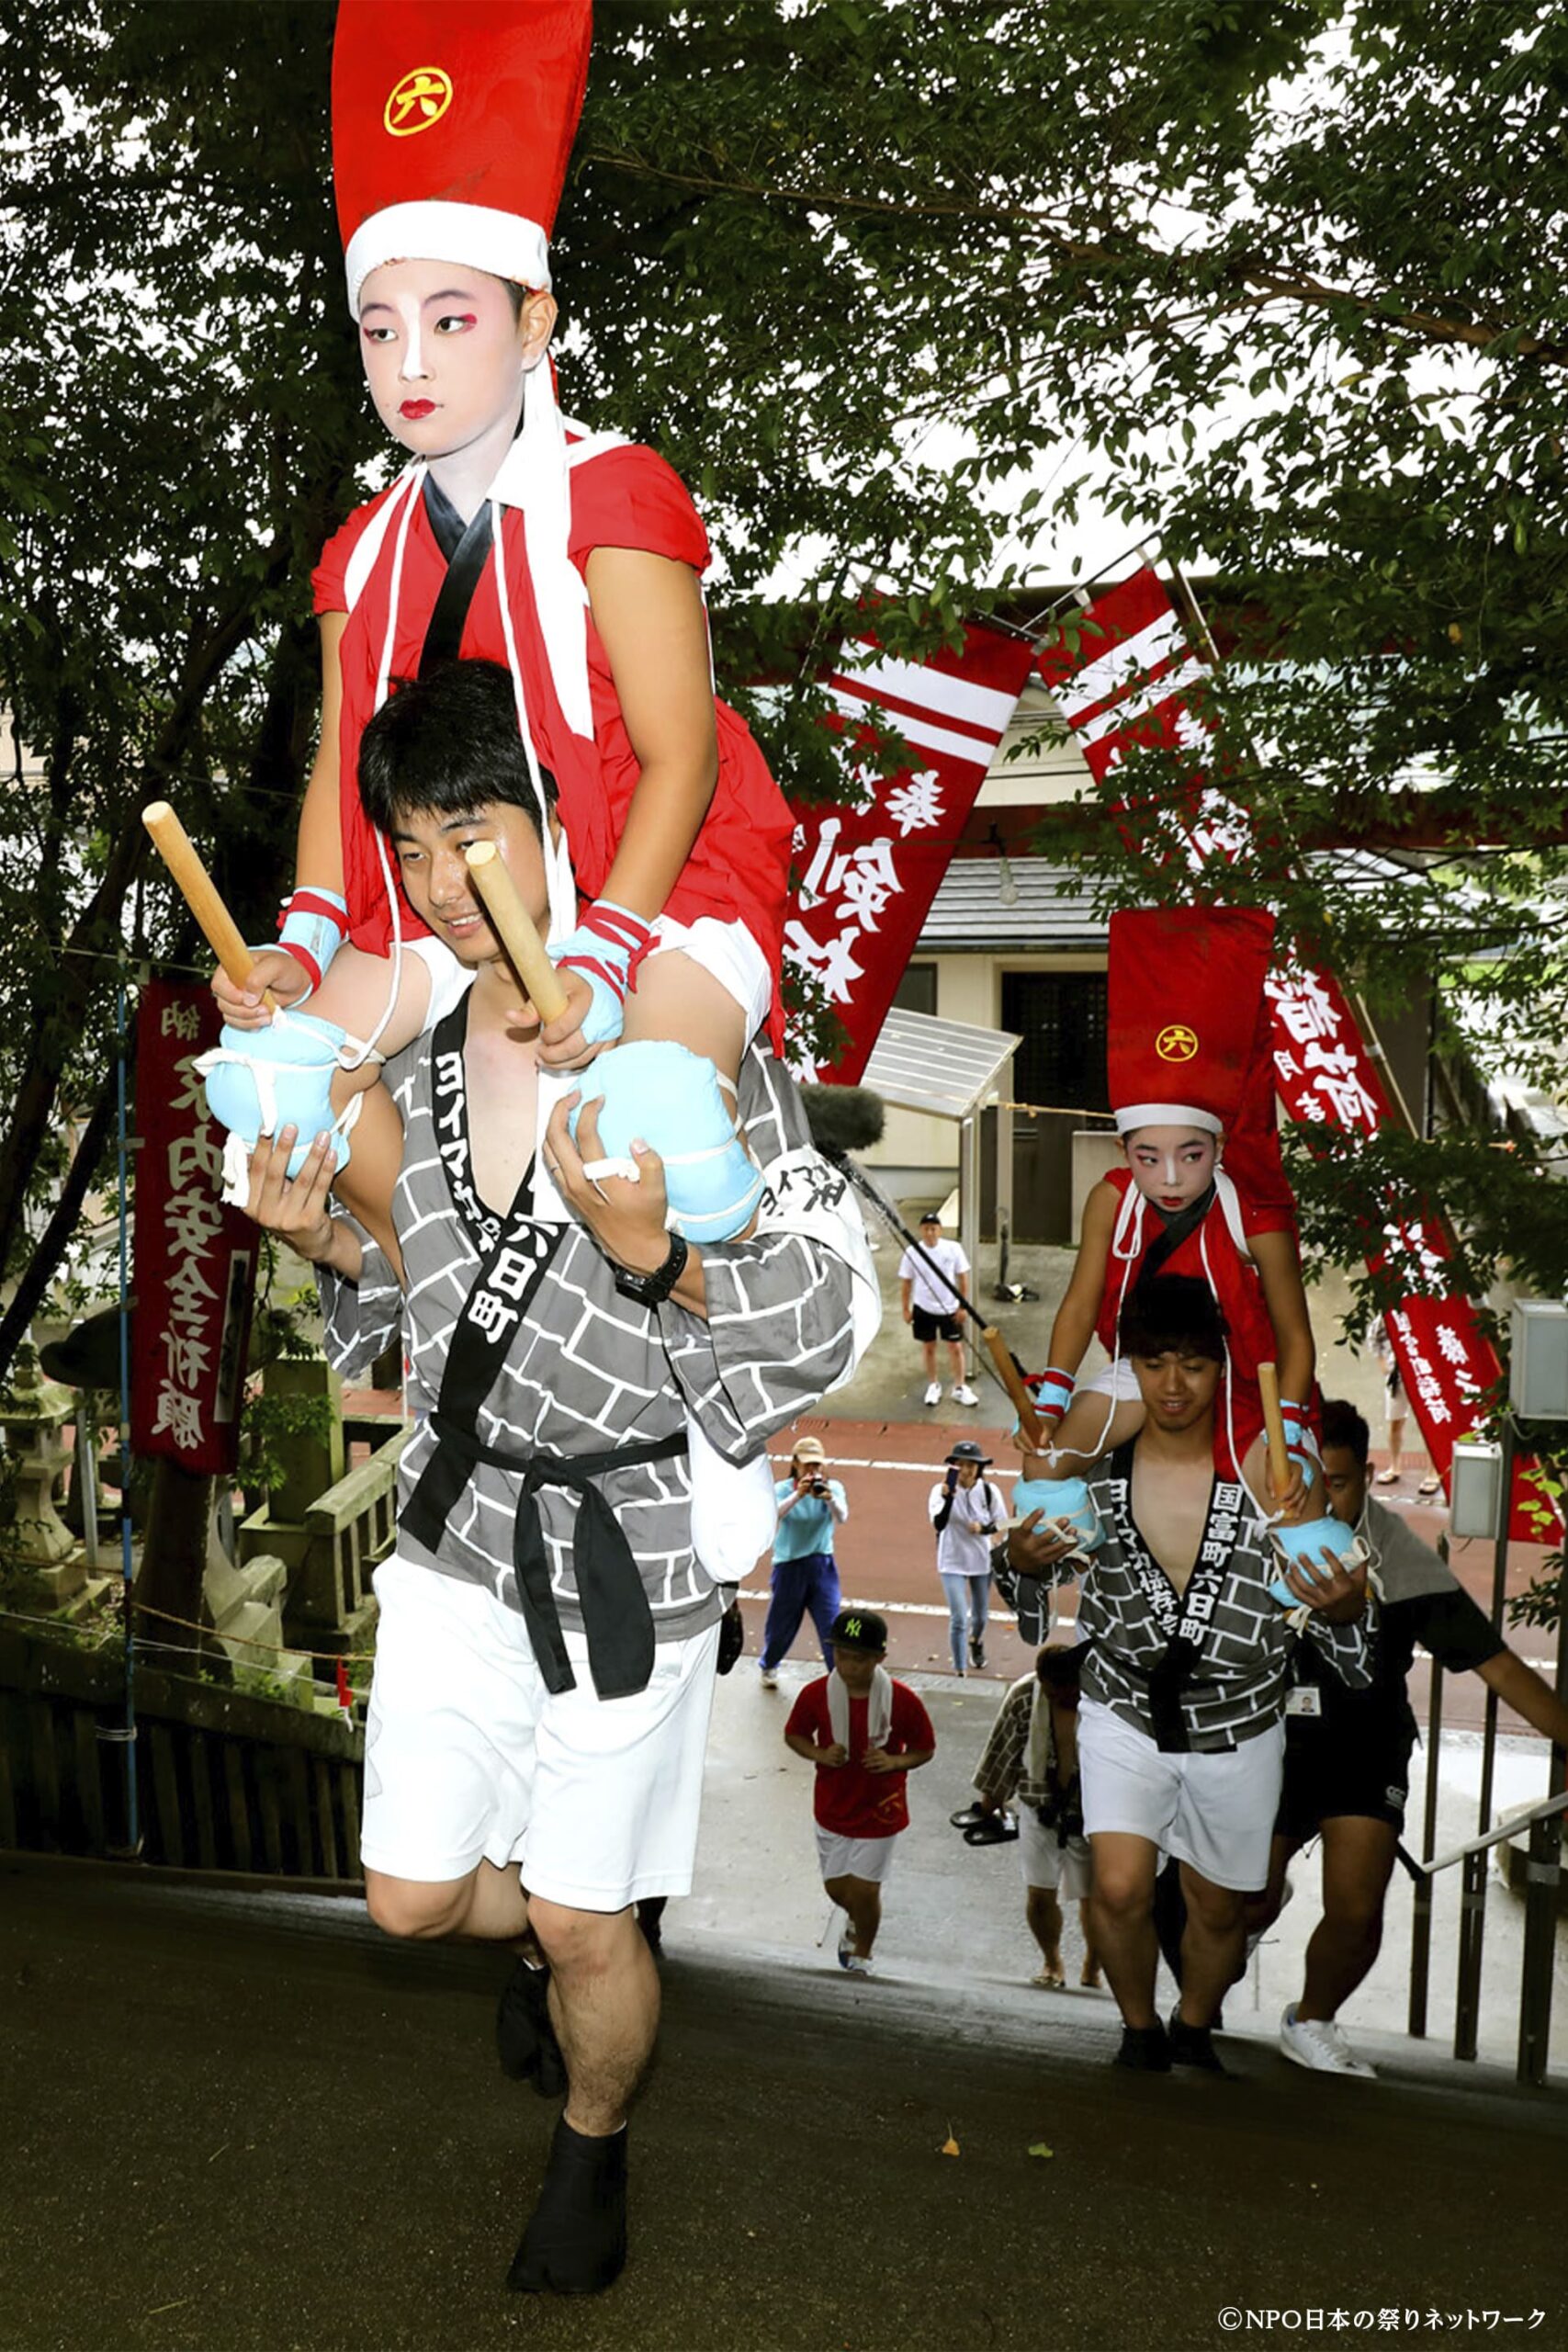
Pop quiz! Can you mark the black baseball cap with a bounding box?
[830,1608,888,1653]
[919,1209,942,1225]
[945,1439,992,1466]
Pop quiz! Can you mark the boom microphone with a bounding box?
[800,1083,885,1157]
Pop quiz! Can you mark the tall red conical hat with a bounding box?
[1107,906,1277,1136]
[333,1,592,313]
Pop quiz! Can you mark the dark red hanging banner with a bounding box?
[130,980,258,1476]
[785,624,1032,1082]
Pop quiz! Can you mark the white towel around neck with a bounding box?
[828,1666,893,1752]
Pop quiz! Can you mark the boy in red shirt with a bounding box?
[784,1610,936,1976]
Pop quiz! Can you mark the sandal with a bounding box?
[950,1804,988,1829]
[1032,1964,1066,1990]
[1375,1467,1400,1484]
[964,1814,1018,1846]
[1417,1475,1441,1496]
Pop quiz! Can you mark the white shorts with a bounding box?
[1078,1698,1284,1893]
[361,1555,721,1912]
[646,912,773,1036]
[1018,1812,1093,1899]
[1084,1358,1143,1403]
[405,913,769,1038]
[816,1827,900,1886]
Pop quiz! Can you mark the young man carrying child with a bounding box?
[240,658,869,2297]
[1010,1275,1370,2073]
[784,1609,936,1974]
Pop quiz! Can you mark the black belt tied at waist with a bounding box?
[401,1414,689,1701]
[1107,1643,1238,1755]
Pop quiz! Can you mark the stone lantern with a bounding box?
[0,1347,86,1607]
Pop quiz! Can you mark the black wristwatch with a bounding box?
[613,1228,689,1308]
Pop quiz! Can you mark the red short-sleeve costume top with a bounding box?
[311,438,791,1048]
[1094,1167,1299,1478]
[784,1678,936,1838]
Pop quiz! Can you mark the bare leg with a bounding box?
[946,1337,966,1385]
[1295,1815,1399,2023]
[921,1338,939,1382]
[528,1898,660,2136]
[1088,1832,1161,2028]
[1037,1393,1144,1474]
[824,1871,883,1959]
[1078,1898,1102,1985]
[363,1858,530,1943]
[622,947,747,1088]
[1176,1862,1247,2030]
[1026,1884,1064,1973]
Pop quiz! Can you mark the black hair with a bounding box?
[1320,1396,1371,1468]
[1119,1272,1227,1364]
[1035,1643,1084,1691]
[356,660,556,838]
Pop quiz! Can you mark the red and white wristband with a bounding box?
[556,899,659,1045]
[276,887,349,998]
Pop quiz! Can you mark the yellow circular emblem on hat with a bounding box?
[1156,1023,1200,1062]
[385,66,453,136]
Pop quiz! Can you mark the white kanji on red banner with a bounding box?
[786,627,1033,1081]
[1040,564,1508,1509]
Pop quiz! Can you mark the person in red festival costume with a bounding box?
[210,0,791,1246]
[784,1610,937,1976]
[1026,908,1316,1512]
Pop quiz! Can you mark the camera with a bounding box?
[809,1476,829,1497]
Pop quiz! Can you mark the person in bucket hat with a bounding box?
[929,1439,1005,1674]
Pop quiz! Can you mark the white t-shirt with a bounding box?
[928,1476,1005,1577]
[898,1236,969,1317]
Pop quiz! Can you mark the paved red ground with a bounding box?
[750,1415,1561,1746]
[344,1390,1560,1742]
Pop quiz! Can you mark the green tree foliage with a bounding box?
[2,0,1567,1377]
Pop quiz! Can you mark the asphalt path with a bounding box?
[4,1856,1564,2352]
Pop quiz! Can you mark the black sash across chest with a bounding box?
[400,1001,685,1701]
[1103,1439,1245,1751]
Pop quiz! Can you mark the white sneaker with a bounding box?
[923,1381,942,1407]
[952,1384,979,1407]
[759,1666,778,1690]
[844,1953,872,1976]
[1280,2004,1376,2078]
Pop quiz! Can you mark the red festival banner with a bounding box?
[130,981,259,1476]
[1040,566,1512,1510]
[785,625,1034,1081]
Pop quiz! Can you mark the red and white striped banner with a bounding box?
[1040,565,1509,1509]
[786,623,1033,1082]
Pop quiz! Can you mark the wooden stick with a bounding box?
[1258,1360,1292,1503]
[463,842,569,1021]
[141,801,276,1012]
[983,1327,1049,1453]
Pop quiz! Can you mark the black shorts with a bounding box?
[1276,1716,1415,1843]
[912,1305,962,1343]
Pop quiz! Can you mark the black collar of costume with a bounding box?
[1136,1181,1218,1289]
[1105,1438,1248,1751]
[419,487,497,674]
[430,996,537,1253]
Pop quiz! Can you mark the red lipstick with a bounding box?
[400,399,435,420]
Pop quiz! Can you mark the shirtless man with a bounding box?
[1008,1273,1371,2074]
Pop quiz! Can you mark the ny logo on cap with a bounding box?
[843,1618,863,1639]
[385,66,453,136]
[1156,1023,1199,1062]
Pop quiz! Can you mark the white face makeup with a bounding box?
[355,256,550,467]
[1122,1125,1219,1214]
